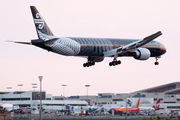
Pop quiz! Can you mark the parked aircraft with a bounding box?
[7,6,166,67]
[108,98,140,115]
[86,97,99,112]
[139,99,161,111]
[0,103,19,112]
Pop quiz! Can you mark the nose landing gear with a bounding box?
[154,56,160,65]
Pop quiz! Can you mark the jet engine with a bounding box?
[133,48,150,60]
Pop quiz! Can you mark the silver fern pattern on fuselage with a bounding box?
[50,37,81,56]
[69,37,114,56]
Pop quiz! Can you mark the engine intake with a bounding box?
[133,48,150,60]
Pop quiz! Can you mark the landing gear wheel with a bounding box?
[83,63,86,67]
[154,62,159,65]
[117,60,121,64]
[83,61,95,67]
[86,64,89,67]
[109,60,121,66]
[89,62,92,66]
[109,62,112,66]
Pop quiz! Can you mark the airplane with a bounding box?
[139,99,161,111]
[0,103,19,112]
[70,97,99,115]
[86,96,99,112]
[108,98,140,115]
[7,6,166,67]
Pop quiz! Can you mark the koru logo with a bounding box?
[34,13,44,29]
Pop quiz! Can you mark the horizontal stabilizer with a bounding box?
[5,40,31,45]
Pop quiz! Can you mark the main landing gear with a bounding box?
[109,58,121,66]
[83,61,95,67]
[154,56,160,65]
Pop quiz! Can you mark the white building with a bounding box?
[0,91,88,108]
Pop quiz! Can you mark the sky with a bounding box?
[0,0,180,97]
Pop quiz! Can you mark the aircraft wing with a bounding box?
[103,31,162,57]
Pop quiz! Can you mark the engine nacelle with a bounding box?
[133,48,150,60]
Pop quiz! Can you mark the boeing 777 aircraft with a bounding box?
[0,103,19,112]
[7,6,166,67]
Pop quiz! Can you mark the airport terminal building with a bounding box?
[0,82,180,111]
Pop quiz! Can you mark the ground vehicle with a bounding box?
[25,107,39,114]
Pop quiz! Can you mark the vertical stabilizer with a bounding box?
[135,98,140,108]
[152,99,161,110]
[156,99,161,104]
[93,97,98,106]
[30,6,54,40]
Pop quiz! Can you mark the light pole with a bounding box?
[62,84,67,112]
[125,99,127,120]
[18,84,23,107]
[7,87,12,92]
[7,87,12,103]
[38,76,43,120]
[32,83,37,107]
[85,85,90,104]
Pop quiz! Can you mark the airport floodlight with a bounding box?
[32,86,37,88]
[18,84,23,86]
[85,85,90,104]
[85,85,90,87]
[62,84,67,112]
[38,76,43,82]
[32,83,37,86]
[18,84,23,107]
[7,87,12,89]
[7,87,12,92]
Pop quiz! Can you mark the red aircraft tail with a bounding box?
[152,99,161,110]
[156,99,161,104]
[135,98,140,108]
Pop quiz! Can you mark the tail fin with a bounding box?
[156,99,161,104]
[30,6,54,40]
[135,98,140,108]
[152,99,161,110]
[93,97,98,106]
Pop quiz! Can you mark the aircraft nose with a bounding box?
[160,43,166,55]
